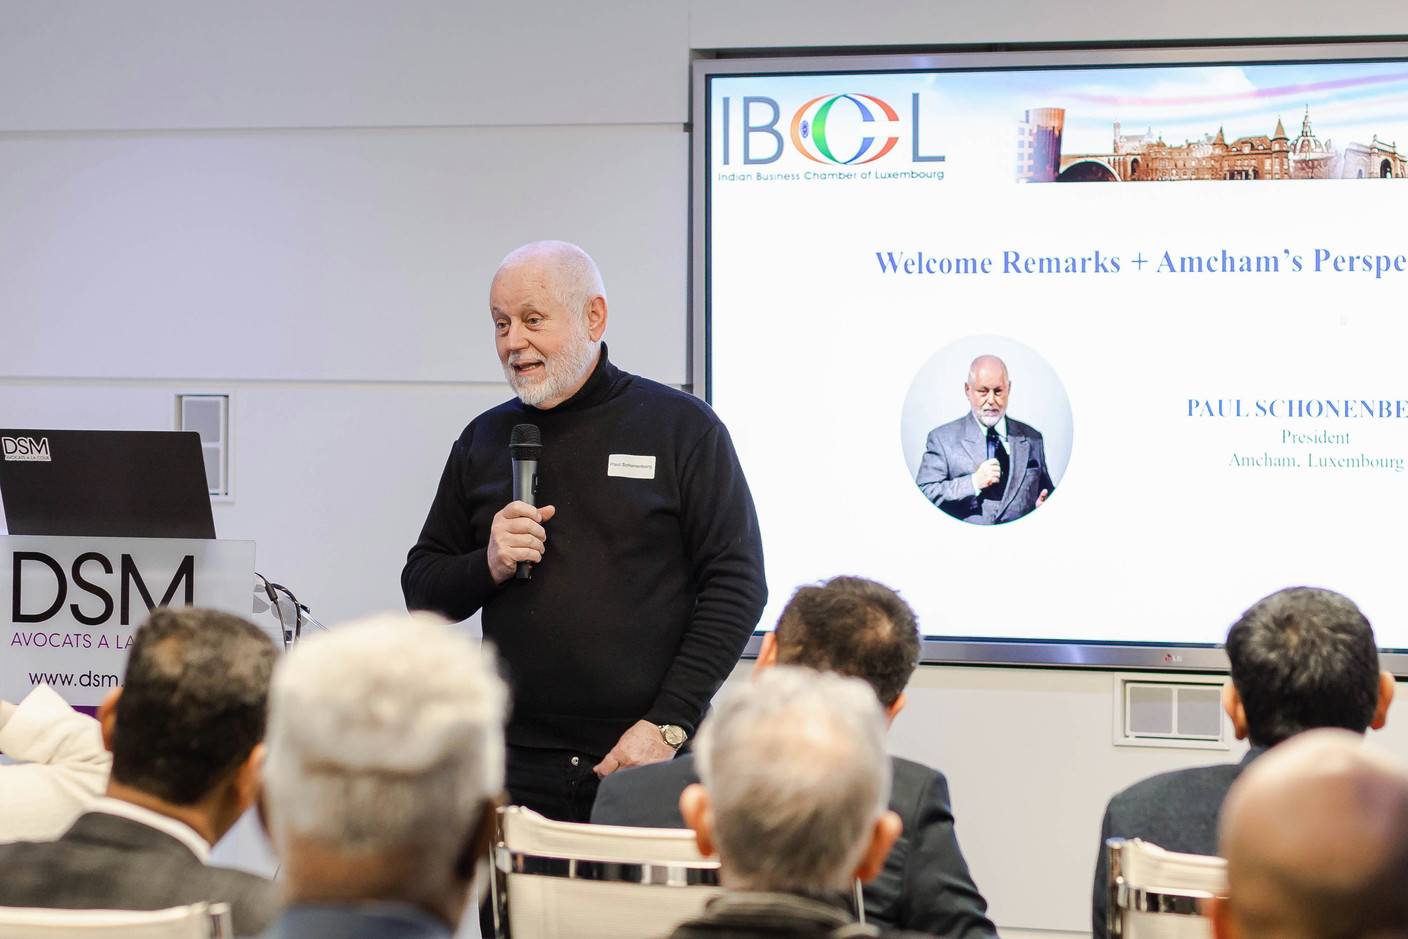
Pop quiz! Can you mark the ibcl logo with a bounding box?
[718,92,945,166]
[791,94,900,165]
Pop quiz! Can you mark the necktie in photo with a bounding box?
[985,426,1010,501]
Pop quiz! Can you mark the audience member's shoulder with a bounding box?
[206,862,276,889]
[888,756,947,807]
[1110,759,1244,808]
[0,835,52,862]
[593,754,699,828]
[890,755,946,786]
[202,865,279,935]
[614,753,699,786]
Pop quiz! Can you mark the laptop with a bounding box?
[0,429,216,539]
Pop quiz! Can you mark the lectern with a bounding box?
[0,429,255,706]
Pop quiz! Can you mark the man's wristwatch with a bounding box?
[658,724,688,750]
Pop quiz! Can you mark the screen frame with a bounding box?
[690,40,1408,675]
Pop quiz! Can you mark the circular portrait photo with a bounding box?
[900,336,1073,525]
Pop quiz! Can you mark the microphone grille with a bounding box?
[510,423,542,459]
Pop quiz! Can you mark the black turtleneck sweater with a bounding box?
[402,346,767,754]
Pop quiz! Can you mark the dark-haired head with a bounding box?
[107,607,277,805]
[1225,587,1391,748]
[770,576,920,709]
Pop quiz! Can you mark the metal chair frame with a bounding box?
[491,806,721,939]
[1107,837,1225,939]
[0,901,231,939]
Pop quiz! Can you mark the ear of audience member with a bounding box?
[259,613,507,935]
[1222,587,1393,747]
[98,607,277,844]
[1210,728,1408,939]
[679,666,902,897]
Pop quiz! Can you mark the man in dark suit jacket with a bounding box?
[593,576,996,939]
[0,608,280,936]
[1092,587,1396,939]
[915,354,1053,524]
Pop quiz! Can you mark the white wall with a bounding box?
[4,3,1408,935]
[689,1,1408,48]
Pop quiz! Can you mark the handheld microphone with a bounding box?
[509,423,542,580]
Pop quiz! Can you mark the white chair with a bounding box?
[0,902,231,939]
[1106,837,1227,939]
[491,805,723,939]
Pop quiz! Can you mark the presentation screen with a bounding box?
[692,44,1408,672]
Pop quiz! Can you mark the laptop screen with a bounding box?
[0,430,216,539]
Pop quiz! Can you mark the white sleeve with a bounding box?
[0,684,111,843]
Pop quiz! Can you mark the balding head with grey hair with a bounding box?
[261,613,508,931]
[681,666,901,896]
[1211,728,1408,939]
[495,240,607,322]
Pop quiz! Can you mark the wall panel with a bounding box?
[0,124,688,384]
[0,0,690,131]
[689,1,1408,50]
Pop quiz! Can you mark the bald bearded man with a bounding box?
[402,241,766,823]
[1211,728,1408,939]
[915,354,1053,524]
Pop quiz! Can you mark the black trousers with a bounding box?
[505,744,605,823]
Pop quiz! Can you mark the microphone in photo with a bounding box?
[509,423,542,580]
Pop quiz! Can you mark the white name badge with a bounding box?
[608,454,657,479]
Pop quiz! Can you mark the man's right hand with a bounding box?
[973,458,1002,490]
[487,501,556,584]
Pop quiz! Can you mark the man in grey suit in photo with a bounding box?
[1091,587,1396,939]
[592,576,997,939]
[0,608,280,936]
[916,354,1053,524]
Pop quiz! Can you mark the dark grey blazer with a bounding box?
[0,811,279,937]
[591,753,997,939]
[1091,747,1267,939]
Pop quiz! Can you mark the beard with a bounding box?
[504,324,599,408]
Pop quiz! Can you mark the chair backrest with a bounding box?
[492,805,723,939]
[0,902,232,939]
[1107,837,1227,939]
